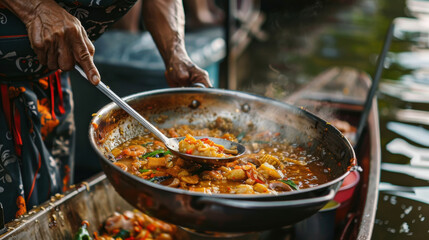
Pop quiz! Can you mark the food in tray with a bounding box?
[110,117,330,194]
[75,210,176,240]
[178,134,238,157]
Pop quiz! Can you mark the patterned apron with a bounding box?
[0,0,137,222]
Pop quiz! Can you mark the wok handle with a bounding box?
[191,83,207,88]
[196,189,335,210]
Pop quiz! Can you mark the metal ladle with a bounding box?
[75,65,245,165]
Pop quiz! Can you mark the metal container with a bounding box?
[89,88,356,232]
[0,174,132,239]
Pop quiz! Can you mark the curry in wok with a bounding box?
[110,117,330,195]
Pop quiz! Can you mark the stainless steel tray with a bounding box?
[0,174,132,240]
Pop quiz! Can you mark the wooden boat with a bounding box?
[0,67,380,240]
[286,67,381,240]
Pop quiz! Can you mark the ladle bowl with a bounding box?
[170,136,246,165]
[75,65,246,165]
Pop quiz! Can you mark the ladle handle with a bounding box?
[74,65,170,144]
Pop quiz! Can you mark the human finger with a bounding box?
[165,64,190,87]
[80,27,95,57]
[189,66,212,88]
[164,70,178,87]
[58,39,75,71]
[46,39,59,70]
[73,35,100,85]
[27,23,48,65]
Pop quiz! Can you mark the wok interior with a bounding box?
[91,89,355,184]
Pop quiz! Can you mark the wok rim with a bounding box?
[89,87,356,200]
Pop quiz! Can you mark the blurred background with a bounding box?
[70,0,429,239]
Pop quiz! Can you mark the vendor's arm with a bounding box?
[143,0,212,88]
[0,0,100,84]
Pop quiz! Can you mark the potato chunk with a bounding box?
[201,170,223,180]
[147,157,167,168]
[180,175,199,184]
[235,184,254,194]
[253,183,269,193]
[258,163,284,179]
[225,169,247,181]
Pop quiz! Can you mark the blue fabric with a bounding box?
[0,0,138,223]
[0,0,137,80]
[61,0,118,7]
[0,73,74,222]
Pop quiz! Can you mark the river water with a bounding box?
[236,0,429,239]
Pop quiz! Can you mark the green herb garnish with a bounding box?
[141,142,153,147]
[139,169,151,173]
[140,149,171,159]
[113,229,130,239]
[148,176,171,183]
[254,140,270,144]
[74,222,91,240]
[236,132,246,142]
[280,179,299,190]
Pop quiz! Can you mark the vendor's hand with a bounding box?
[142,0,212,88]
[24,1,100,84]
[164,56,212,88]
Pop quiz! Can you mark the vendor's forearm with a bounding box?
[143,0,187,63]
[0,0,55,25]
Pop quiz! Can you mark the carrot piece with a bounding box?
[146,223,157,232]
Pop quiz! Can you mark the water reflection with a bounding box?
[387,122,429,147]
[373,193,429,239]
[406,0,429,20]
[375,11,429,240]
[386,138,429,167]
[395,109,429,125]
[393,17,429,46]
[379,80,429,103]
[238,0,429,239]
[382,163,429,181]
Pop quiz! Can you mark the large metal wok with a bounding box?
[89,88,356,233]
